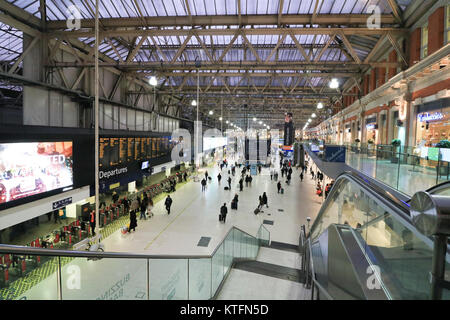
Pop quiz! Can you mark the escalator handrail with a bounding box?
[423,180,450,196]
[308,171,411,241]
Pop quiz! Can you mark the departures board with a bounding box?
[99,136,172,168]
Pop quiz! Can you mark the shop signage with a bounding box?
[324,146,346,163]
[366,124,378,130]
[418,112,444,122]
[52,197,72,210]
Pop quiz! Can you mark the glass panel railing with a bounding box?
[305,142,450,196]
[62,256,148,300]
[309,173,449,300]
[0,224,269,300]
[149,258,188,300]
[188,258,211,300]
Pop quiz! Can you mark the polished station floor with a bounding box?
[14,154,321,300]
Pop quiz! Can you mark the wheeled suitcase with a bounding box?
[224,186,229,190]
[254,208,260,215]
[281,188,284,194]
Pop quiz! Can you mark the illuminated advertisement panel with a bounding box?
[0,142,73,204]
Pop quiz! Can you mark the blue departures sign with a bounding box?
[52,197,73,210]
[324,145,346,163]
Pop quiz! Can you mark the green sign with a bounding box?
[428,147,439,161]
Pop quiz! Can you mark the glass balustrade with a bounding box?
[0,224,269,300]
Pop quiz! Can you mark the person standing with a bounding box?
[217,173,222,184]
[288,167,293,176]
[245,175,249,187]
[165,195,173,215]
[220,203,228,223]
[258,165,262,175]
[270,168,273,181]
[128,208,137,233]
[90,210,96,236]
[262,192,268,208]
[201,178,207,192]
[183,171,187,182]
[249,175,253,187]
[205,170,209,181]
[277,181,282,193]
[232,194,239,210]
[227,176,232,190]
[300,172,304,182]
[147,197,154,218]
[287,172,291,185]
[239,178,243,191]
[53,209,61,224]
[281,167,285,178]
[274,171,278,181]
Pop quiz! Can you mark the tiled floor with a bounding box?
[102,155,322,256]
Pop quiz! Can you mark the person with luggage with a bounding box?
[262,192,268,208]
[277,181,282,193]
[227,176,232,190]
[220,203,228,223]
[201,178,207,192]
[257,196,264,212]
[139,197,147,220]
[239,178,243,191]
[165,195,173,215]
[231,194,238,210]
[128,208,137,233]
[217,173,222,184]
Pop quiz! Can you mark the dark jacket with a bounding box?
[129,210,137,229]
[262,194,268,204]
[165,197,173,208]
[220,205,228,216]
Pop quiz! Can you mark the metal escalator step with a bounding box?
[233,260,305,283]
[261,240,299,253]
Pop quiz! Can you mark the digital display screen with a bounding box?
[0,142,73,205]
[98,136,174,170]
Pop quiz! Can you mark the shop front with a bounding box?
[365,116,378,155]
[415,98,450,147]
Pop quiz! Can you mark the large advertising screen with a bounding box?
[0,142,73,205]
[203,137,227,151]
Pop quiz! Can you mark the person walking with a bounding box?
[249,175,253,187]
[270,168,273,181]
[165,195,173,215]
[205,170,209,181]
[257,195,265,212]
[258,165,262,175]
[220,203,228,223]
[147,197,154,218]
[239,178,243,191]
[217,173,222,184]
[277,181,282,193]
[139,197,147,220]
[287,172,292,185]
[300,171,304,182]
[245,175,249,187]
[232,194,239,210]
[227,176,232,190]
[274,171,278,181]
[128,208,137,233]
[262,192,268,208]
[281,167,285,178]
[201,178,207,192]
[288,167,293,176]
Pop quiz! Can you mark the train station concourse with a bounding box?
[0,0,449,307]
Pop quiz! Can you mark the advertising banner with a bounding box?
[0,142,73,205]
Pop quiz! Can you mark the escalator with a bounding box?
[301,171,450,300]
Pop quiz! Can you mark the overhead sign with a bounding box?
[52,197,72,210]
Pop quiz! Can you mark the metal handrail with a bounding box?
[0,224,264,260]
